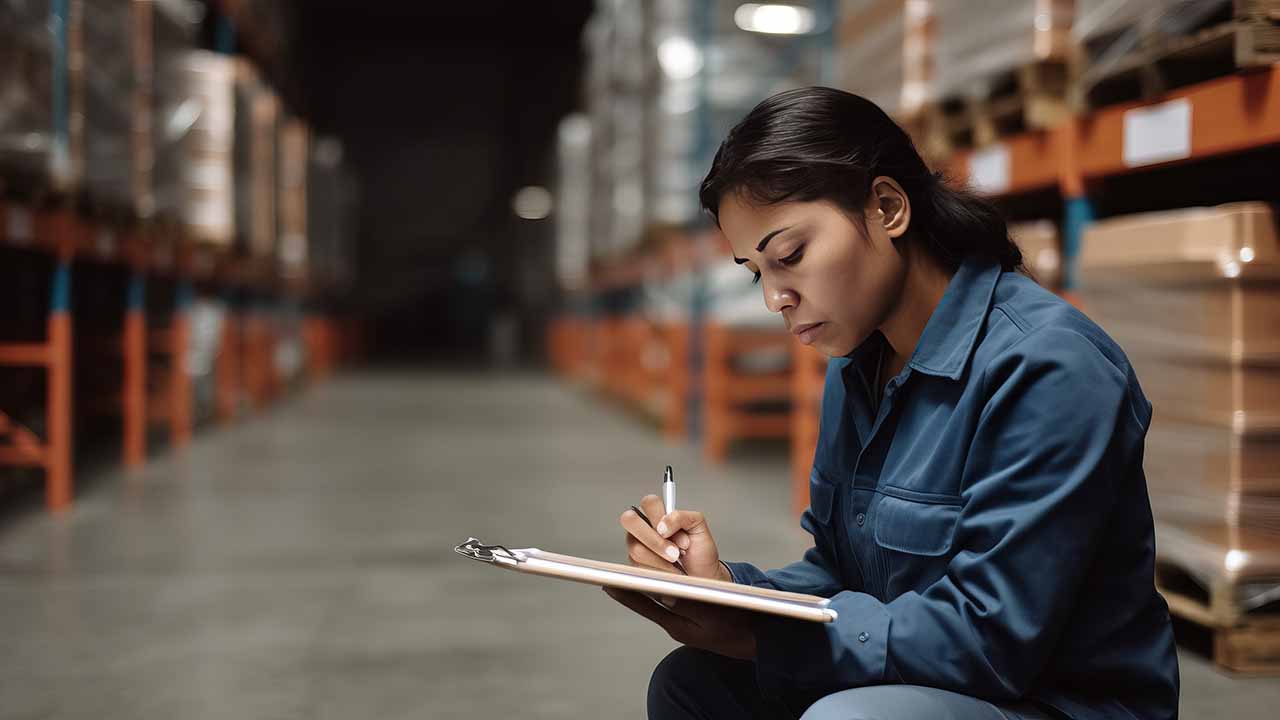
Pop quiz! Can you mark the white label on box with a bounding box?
[969,143,1010,195]
[6,207,32,244]
[1123,98,1192,168]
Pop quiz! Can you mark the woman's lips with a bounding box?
[792,322,826,346]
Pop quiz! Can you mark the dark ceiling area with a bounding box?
[231,1,594,359]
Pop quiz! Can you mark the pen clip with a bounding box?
[453,537,522,564]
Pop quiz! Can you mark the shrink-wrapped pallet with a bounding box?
[232,60,278,259]
[1079,202,1280,588]
[930,0,1075,102]
[81,0,201,219]
[836,0,906,116]
[277,117,308,277]
[0,0,83,194]
[157,51,235,247]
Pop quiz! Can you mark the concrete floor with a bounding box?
[1,371,1277,719]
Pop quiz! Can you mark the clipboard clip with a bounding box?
[454,537,522,565]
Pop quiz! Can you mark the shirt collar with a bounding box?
[908,257,1001,380]
[843,257,1002,381]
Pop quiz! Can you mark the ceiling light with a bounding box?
[657,36,703,79]
[734,4,816,35]
[513,186,552,220]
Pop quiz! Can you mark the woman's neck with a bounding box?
[878,251,955,378]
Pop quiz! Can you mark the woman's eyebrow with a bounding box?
[756,226,791,252]
[733,225,794,264]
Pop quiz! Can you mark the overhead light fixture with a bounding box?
[733,3,816,35]
[657,36,703,79]
[513,186,552,220]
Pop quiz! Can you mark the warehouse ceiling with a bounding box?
[222,0,593,356]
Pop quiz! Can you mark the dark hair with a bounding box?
[698,87,1023,273]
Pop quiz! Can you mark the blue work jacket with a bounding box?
[725,258,1180,720]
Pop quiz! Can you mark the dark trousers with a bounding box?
[648,646,1056,720]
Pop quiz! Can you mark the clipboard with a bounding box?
[454,537,837,624]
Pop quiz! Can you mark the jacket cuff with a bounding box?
[754,591,892,697]
[723,560,771,587]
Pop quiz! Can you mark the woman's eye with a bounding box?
[779,247,804,266]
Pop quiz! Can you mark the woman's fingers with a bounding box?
[620,498,682,563]
[655,509,708,538]
[626,534,683,573]
[640,494,667,527]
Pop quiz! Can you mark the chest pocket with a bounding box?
[873,485,963,557]
[804,467,837,531]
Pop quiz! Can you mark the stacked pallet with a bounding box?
[1075,0,1280,109]
[1079,203,1280,673]
[0,0,83,198]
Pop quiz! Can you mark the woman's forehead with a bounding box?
[721,198,836,247]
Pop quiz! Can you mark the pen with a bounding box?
[662,465,675,514]
[627,465,677,530]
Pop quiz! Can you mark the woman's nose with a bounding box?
[763,281,797,314]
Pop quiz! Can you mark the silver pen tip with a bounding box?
[664,465,673,482]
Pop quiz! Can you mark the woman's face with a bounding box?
[717,183,909,357]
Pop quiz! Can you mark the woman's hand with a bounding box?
[608,496,755,659]
[617,494,730,581]
[603,588,758,660]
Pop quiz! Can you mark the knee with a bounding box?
[646,646,721,720]
[799,685,975,720]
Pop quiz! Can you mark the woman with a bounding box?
[604,87,1179,720]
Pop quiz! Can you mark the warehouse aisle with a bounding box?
[0,371,1276,719]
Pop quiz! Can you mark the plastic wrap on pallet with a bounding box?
[81,0,201,219]
[1078,203,1280,586]
[0,0,82,193]
[1074,0,1231,41]
[555,114,592,290]
[930,0,1074,101]
[81,0,134,213]
[1074,0,1233,88]
[230,60,278,259]
[278,117,308,278]
[149,0,202,222]
[154,50,235,246]
[583,0,825,258]
[836,0,905,115]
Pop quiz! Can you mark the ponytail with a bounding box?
[916,172,1024,273]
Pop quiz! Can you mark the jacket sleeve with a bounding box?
[723,512,844,597]
[746,328,1138,699]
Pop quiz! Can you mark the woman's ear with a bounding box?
[870,176,910,239]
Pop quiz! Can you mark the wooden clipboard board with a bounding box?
[454,538,837,623]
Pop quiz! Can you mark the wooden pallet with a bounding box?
[1080,10,1280,110]
[1155,556,1280,674]
[910,59,1076,158]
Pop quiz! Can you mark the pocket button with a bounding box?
[858,632,870,643]
[855,513,866,527]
